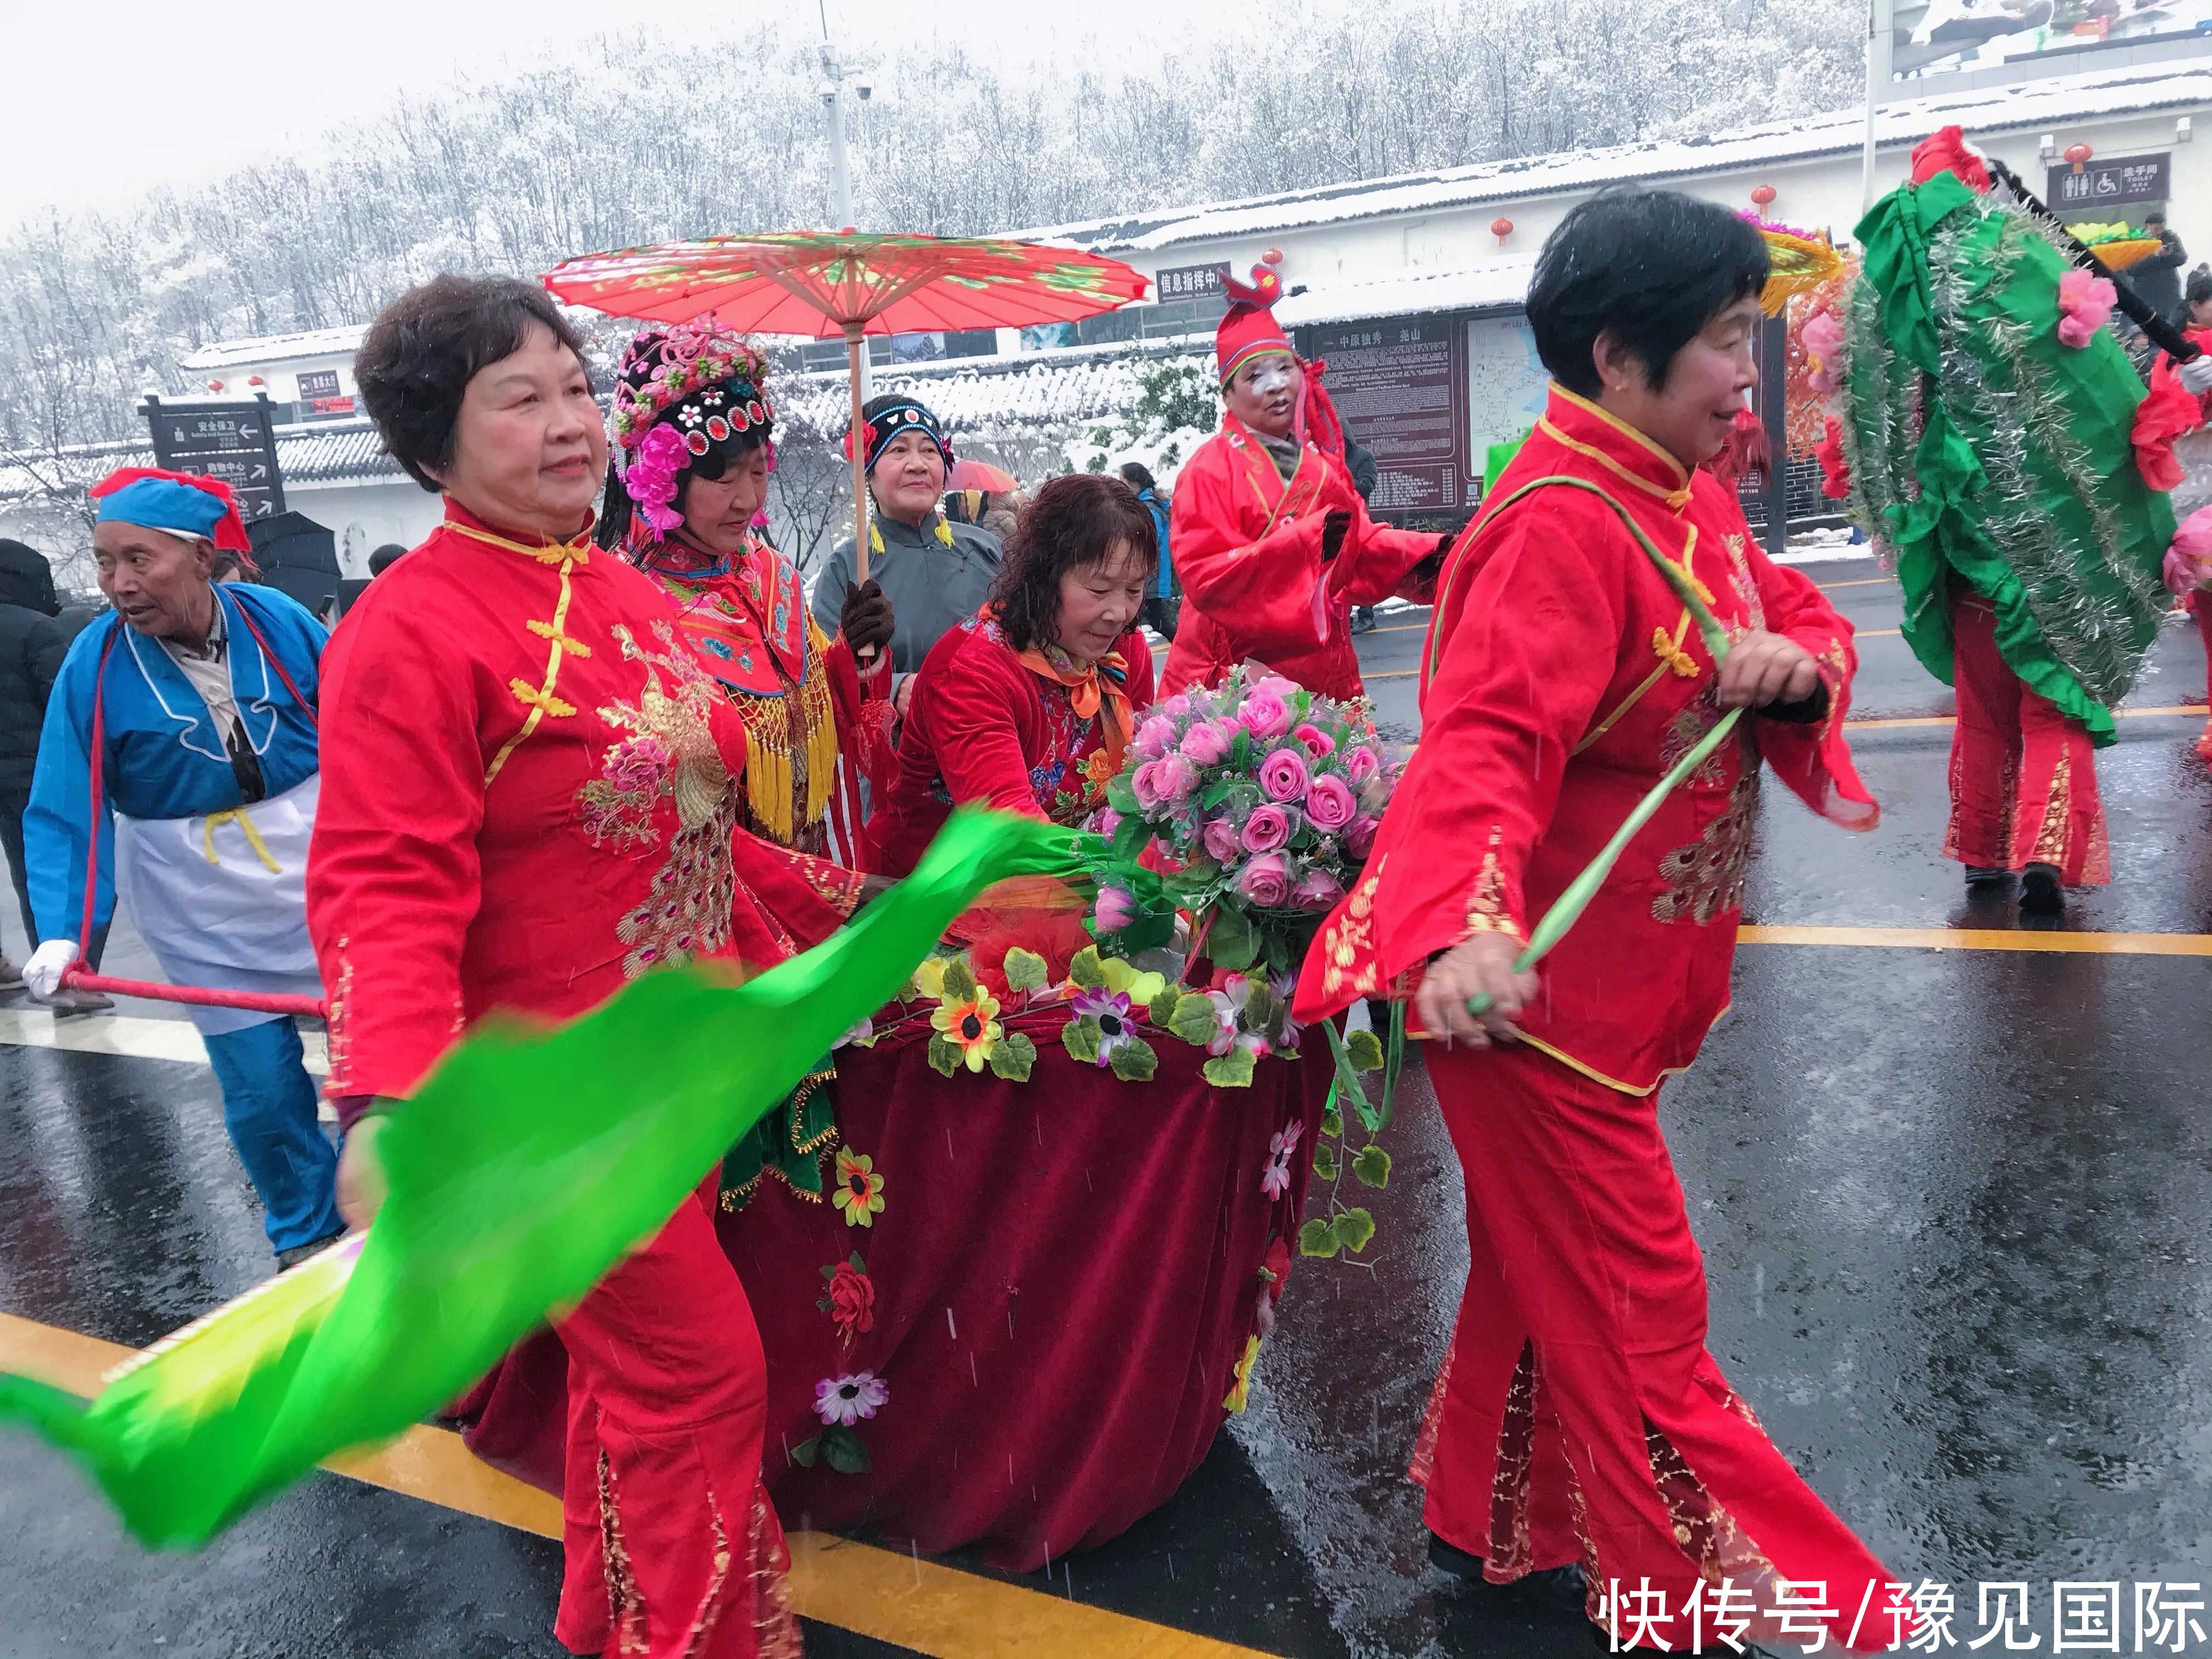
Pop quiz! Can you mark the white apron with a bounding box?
[112,774,325,1036]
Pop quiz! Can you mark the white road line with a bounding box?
[0,1008,329,1076]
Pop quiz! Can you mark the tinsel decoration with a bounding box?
[1834,167,2174,744]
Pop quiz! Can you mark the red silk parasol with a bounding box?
[543,230,1149,584]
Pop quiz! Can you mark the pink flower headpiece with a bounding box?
[626,424,689,534]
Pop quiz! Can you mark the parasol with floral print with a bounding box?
[542,230,1150,585]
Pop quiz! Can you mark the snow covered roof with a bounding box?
[0,418,403,503]
[178,325,370,371]
[1274,261,1541,329]
[1025,62,2212,253]
[774,334,1213,436]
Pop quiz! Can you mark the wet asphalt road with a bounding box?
[5,555,2212,1657]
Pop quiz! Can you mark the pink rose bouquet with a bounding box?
[1088,664,1401,976]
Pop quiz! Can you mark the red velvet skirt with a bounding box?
[455,1029,1330,1573]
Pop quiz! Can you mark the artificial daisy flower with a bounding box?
[814,1370,889,1427]
[931,989,1004,1072]
[832,1148,885,1227]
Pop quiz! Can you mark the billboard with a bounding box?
[1891,0,2212,80]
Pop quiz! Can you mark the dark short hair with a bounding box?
[1527,188,1770,398]
[355,274,589,492]
[368,543,408,575]
[988,473,1158,653]
[1118,461,1156,491]
[2147,211,2168,225]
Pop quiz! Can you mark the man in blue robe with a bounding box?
[24,469,341,1268]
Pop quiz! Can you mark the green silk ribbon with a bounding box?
[0,808,1093,1548]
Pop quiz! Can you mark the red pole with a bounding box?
[58,967,326,1019]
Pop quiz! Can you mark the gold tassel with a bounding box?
[738,694,795,846]
[804,662,839,829]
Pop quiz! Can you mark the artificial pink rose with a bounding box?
[1135,715,1177,759]
[1294,722,1336,760]
[1343,814,1379,860]
[1294,867,1345,910]
[1131,760,1167,811]
[1241,804,1291,854]
[1239,852,1293,909]
[1305,772,1357,830]
[1202,815,1244,863]
[1094,884,1138,932]
[1257,744,1310,803]
[1094,807,1123,837]
[1239,691,1291,740]
[1345,746,1381,787]
[1250,675,1299,700]
[1160,694,1192,719]
[1155,753,1200,802]
[1180,721,1232,766]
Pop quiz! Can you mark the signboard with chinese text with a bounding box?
[142,396,286,522]
[1305,317,1469,513]
[2046,152,2170,215]
[1154,262,1232,304]
[294,368,357,420]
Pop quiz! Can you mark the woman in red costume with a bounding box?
[720,471,1327,1572]
[597,320,895,862]
[310,275,862,1659]
[1159,263,1447,701]
[1296,192,1910,1652]
[864,472,1156,876]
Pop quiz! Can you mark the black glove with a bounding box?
[1319,510,1352,563]
[840,579,895,656]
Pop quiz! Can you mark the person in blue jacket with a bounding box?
[22,468,341,1268]
[1119,461,1177,640]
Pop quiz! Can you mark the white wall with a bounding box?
[1111,106,2212,321]
[287,477,447,577]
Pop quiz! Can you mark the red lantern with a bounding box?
[246,374,264,387]
[1491,217,1514,246]
[1750,184,1777,209]
[2064,142,2093,173]
[1261,247,1283,266]
[206,380,224,392]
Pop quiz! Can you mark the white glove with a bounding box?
[2180,355,2212,396]
[24,939,79,1000]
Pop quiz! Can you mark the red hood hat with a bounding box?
[1216,263,1294,386]
[1214,262,1346,461]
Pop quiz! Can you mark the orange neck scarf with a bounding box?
[988,605,1136,771]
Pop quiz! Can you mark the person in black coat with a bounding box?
[0,540,69,989]
[2134,212,2189,327]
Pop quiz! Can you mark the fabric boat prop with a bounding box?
[0,807,1092,1548]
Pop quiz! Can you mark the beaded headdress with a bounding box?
[609,320,774,459]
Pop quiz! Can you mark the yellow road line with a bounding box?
[1858,629,1900,637]
[0,1310,1280,1659]
[1737,925,2212,955]
[1820,577,1889,589]
[1848,704,2199,730]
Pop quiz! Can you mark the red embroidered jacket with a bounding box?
[1159,414,1442,701]
[863,611,1156,878]
[1294,387,1878,1093]
[308,501,861,1100]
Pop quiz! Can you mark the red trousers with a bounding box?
[551,1185,800,1659]
[1419,1042,1907,1653]
[2193,599,2212,761]
[1943,592,2108,884]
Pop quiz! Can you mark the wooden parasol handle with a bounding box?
[845,320,878,663]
